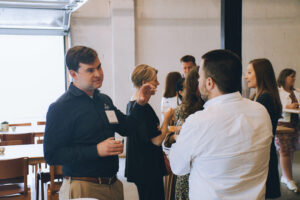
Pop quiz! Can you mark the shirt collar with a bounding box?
[68,82,100,97]
[203,92,242,109]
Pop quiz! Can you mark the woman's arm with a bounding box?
[151,109,174,146]
[285,102,299,109]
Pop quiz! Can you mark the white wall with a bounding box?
[70,0,220,119]
[70,0,300,118]
[243,0,300,88]
[135,0,220,118]
[71,0,114,97]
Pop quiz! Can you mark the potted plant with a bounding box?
[1,121,9,132]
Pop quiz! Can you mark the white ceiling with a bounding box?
[0,0,88,34]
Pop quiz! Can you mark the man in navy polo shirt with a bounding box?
[44,46,154,200]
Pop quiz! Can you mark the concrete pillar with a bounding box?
[110,0,135,153]
[110,0,135,112]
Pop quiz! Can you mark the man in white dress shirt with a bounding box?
[169,50,273,200]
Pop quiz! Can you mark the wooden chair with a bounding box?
[36,172,49,200]
[34,132,44,145]
[36,121,45,126]
[9,123,32,127]
[34,133,45,168]
[2,133,34,145]
[36,165,63,200]
[46,166,63,200]
[3,133,37,175]
[37,139,43,145]
[0,140,23,146]
[0,157,30,200]
[36,138,47,171]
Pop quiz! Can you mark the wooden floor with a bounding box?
[30,153,300,200]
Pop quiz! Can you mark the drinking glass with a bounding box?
[175,118,184,135]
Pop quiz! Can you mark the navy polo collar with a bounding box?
[68,83,100,97]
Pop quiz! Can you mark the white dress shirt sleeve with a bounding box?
[169,117,199,176]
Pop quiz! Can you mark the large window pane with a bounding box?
[0,35,65,123]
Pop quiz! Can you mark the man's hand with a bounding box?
[137,83,156,105]
[97,137,124,157]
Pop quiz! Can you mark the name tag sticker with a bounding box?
[105,110,119,124]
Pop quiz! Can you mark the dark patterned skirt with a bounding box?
[175,174,189,200]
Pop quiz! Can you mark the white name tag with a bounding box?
[105,110,119,124]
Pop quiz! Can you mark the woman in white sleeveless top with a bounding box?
[276,68,300,193]
[161,72,182,121]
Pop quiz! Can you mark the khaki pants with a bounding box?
[59,178,124,200]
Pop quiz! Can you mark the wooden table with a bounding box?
[0,125,45,134]
[283,108,300,114]
[0,126,45,141]
[0,144,44,165]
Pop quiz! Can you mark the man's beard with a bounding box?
[200,94,208,102]
[200,86,209,102]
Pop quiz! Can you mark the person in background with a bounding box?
[170,50,273,200]
[276,68,299,192]
[44,46,154,200]
[164,66,204,200]
[180,55,196,78]
[161,71,182,121]
[245,58,282,199]
[125,64,174,200]
[176,77,184,102]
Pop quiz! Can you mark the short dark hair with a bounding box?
[163,71,182,98]
[277,68,296,90]
[180,55,196,64]
[201,49,242,94]
[66,46,98,72]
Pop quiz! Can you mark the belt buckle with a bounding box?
[98,178,102,184]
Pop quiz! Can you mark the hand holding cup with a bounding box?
[97,137,124,157]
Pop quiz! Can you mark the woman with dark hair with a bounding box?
[161,72,182,120]
[125,64,174,200]
[164,66,204,200]
[276,68,299,192]
[245,58,281,199]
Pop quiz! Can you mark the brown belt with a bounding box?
[65,176,117,185]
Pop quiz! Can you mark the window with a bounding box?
[0,35,65,123]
